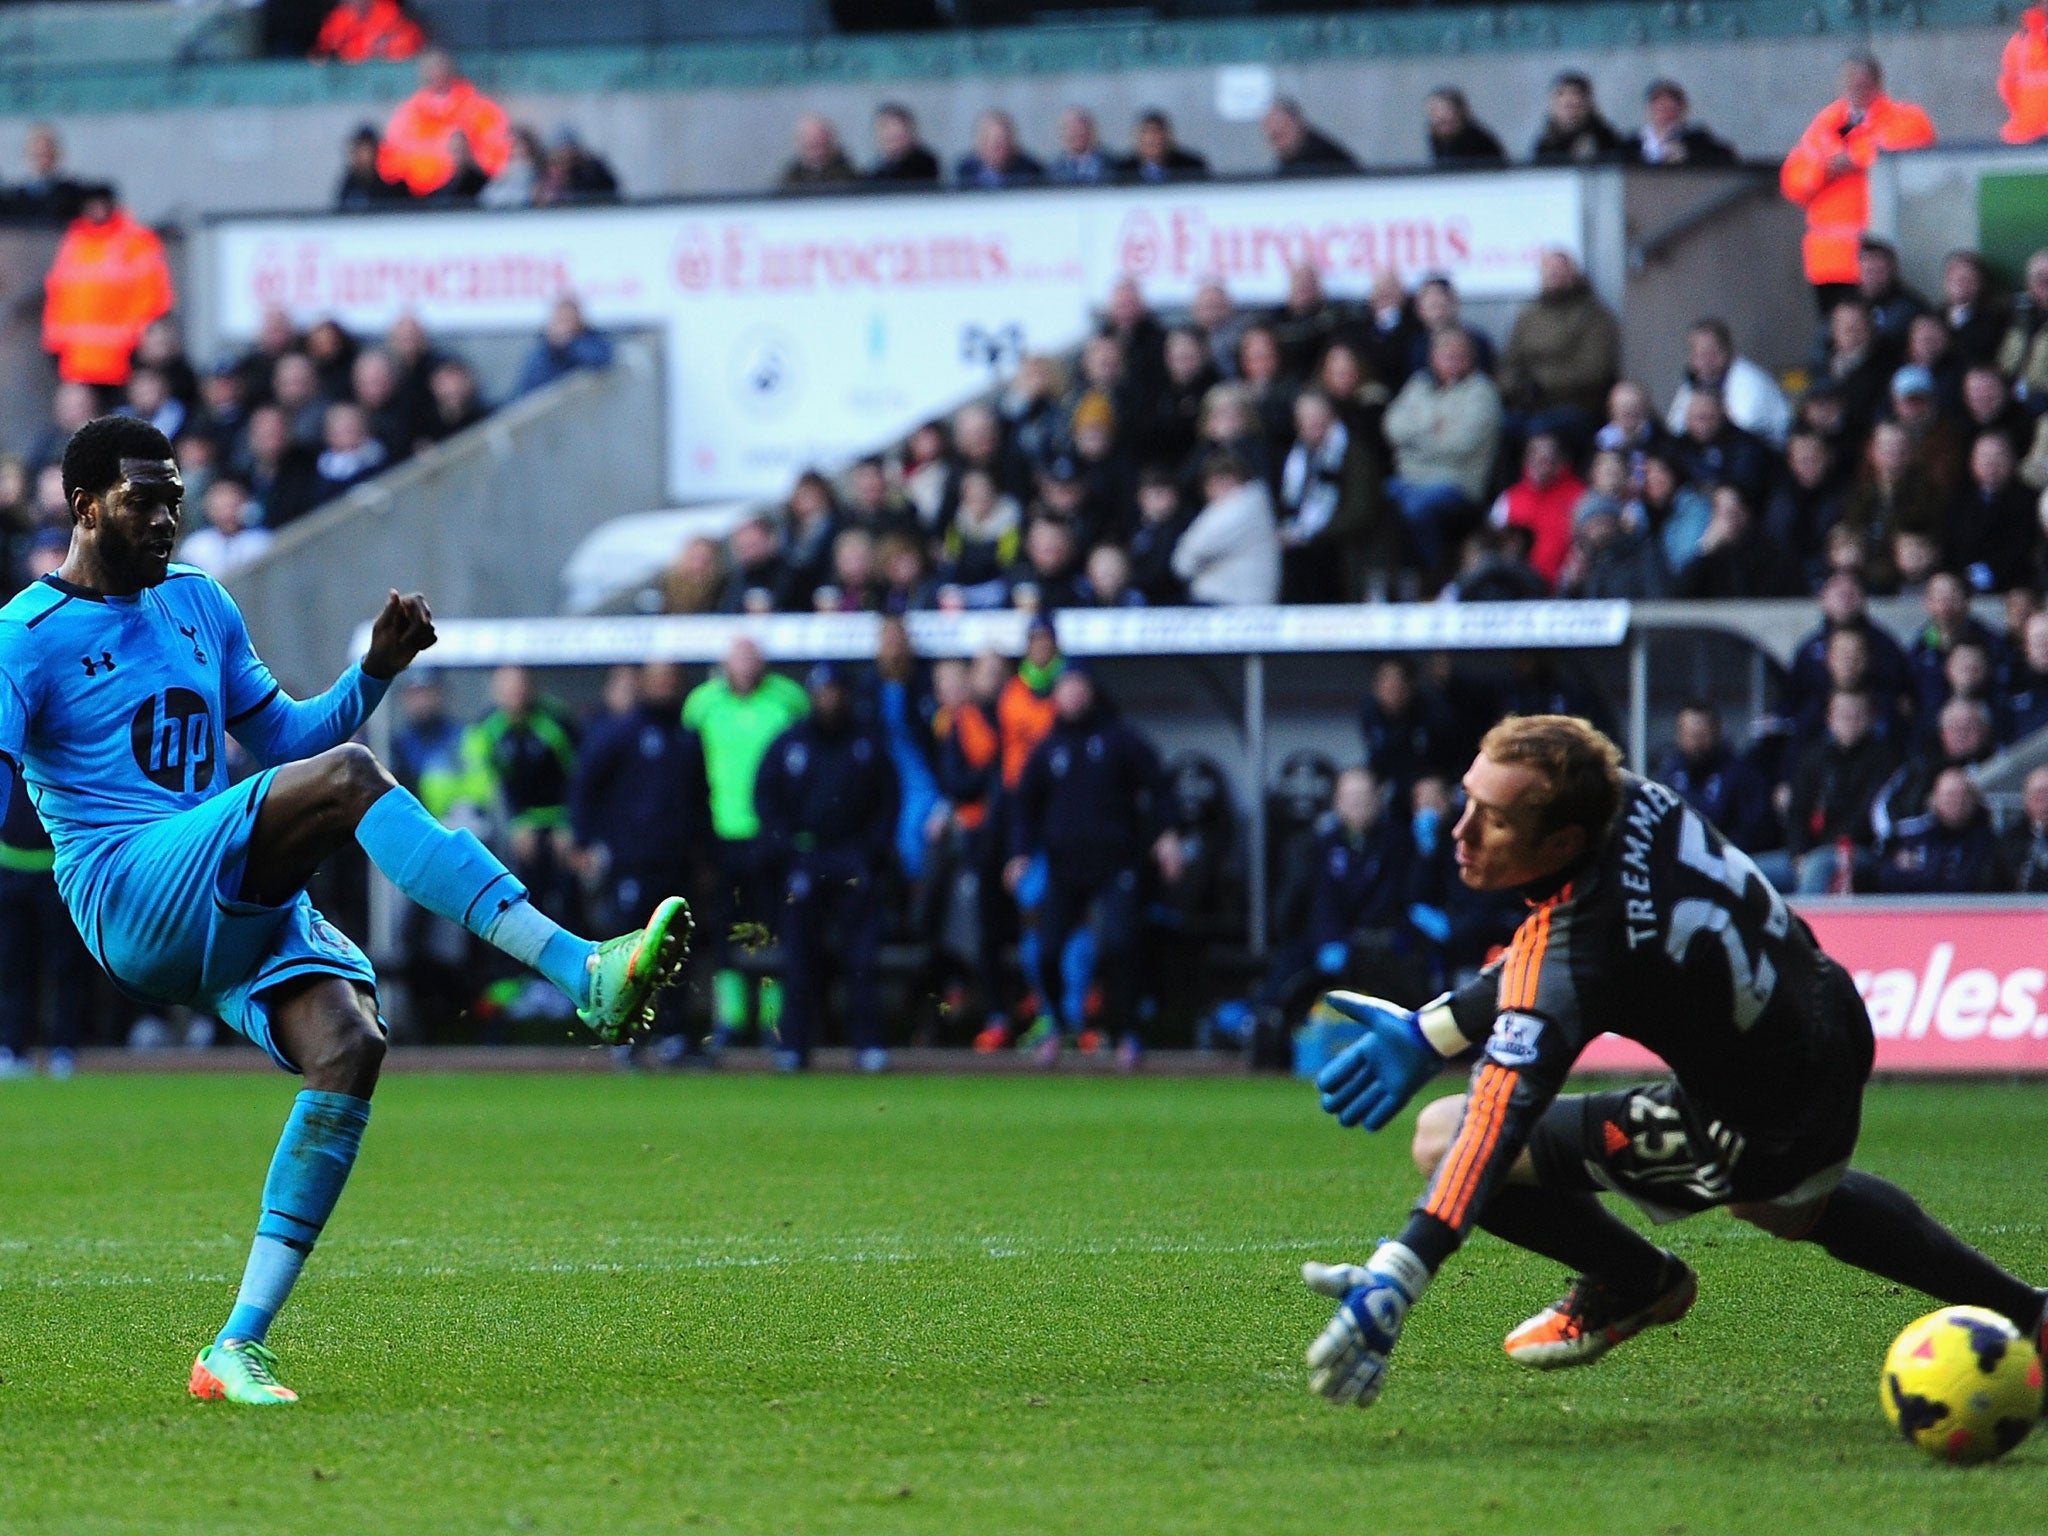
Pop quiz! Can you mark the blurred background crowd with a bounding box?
[1,0,2047,1072]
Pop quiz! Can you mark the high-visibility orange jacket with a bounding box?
[2001,7,2048,143]
[312,0,424,63]
[1779,92,1936,285]
[42,208,173,387]
[934,701,999,832]
[997,673,1059,791]
[378,78,511,196]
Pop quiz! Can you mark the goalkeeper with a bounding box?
[1301,713,2047,1408]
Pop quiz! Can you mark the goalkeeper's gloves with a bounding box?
[1303,1241,1431,1407]
[1314,992,1460,1132]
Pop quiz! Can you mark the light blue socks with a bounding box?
[488,900,599,1010]
[217,1090,371,1347]
[355,787,594,1005]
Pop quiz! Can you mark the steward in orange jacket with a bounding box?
[2001,6,2048,143]
[42,189,173,388]
[312,0,424,64]
[378,49,511,196]
[998,620,1064,792]
[1780,56,1935,287]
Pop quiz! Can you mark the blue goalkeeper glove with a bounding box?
[1303,1241,1431,1407]
[1314,992,1439,1132]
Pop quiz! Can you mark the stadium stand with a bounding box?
[0,0,2044,1067]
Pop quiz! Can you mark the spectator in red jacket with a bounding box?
[1487,432,1584,587]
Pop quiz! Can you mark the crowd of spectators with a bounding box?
[288,0,2048,201]
[766,78,1737,200]
[368,557,2048,1069]
[296,4,1753,209]
[631,213,2048,933]
[0,291,612,593]
[378,630,1546,1065]
[1715,565,2048,899]
[0,113,604,589]
[659,234,2048,619]
[2,15,2044,1066]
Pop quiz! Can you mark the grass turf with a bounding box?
[0,1072,2042,1534]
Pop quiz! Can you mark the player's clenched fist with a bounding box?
[363,589,437,679]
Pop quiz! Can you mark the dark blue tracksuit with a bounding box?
[1357,697,1455,805]
[570,702,707,929]
[570,702,707,1042]
[1660,745,1780,856]
[1258,816,1419,1017]
[1877,811,2004,894]
[754,715,899,1060]
[0,780,89,1055]
[1307,819,1414,951]
[1011,706,1165,1037]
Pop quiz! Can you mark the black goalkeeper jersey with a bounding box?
[1402,773,1873,1262]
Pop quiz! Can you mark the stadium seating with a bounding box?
[4,0,2047,1055]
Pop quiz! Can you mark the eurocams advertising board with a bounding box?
[1577,901,2048,1075]
[207,172,1583,501]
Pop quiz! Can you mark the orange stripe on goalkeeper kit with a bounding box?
[1498,908,1547,1011]
[1422,884,1567,1229]
[1422,1063,1508,1228]
[1500,883,1571,1011]
[1424,1062,1517,1228]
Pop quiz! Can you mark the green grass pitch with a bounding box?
[0,1071,2043,1534]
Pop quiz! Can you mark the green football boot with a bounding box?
[578,895,693,1044]
[189,1340,298,1405]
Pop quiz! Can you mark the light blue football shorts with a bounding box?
[66,767,379,1072]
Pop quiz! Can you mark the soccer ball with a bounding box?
[1880,1306,2043,1465]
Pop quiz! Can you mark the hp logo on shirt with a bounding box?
[131,688,214,794]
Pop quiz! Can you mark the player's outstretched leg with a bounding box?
[1413,1094,1696,1370]
[245,746,689,1043]
[1484,1187,1698,1370]
[353,772,690,1042]
[193,979,381,1406]
[1746,1171,2048,1340]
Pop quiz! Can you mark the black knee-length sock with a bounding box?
[1476,1184,1671,1297]
[1805,1171,2046,1334]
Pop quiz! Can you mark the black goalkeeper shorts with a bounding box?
[1523,955,1873,1224]
[1522,1078,1863,1224]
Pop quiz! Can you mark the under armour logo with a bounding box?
[178,623,207,663]
[80,651,115,677]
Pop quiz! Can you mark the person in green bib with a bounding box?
[682,636,809,1049]
[390,671,496,1036]
[462,666,582,1024]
